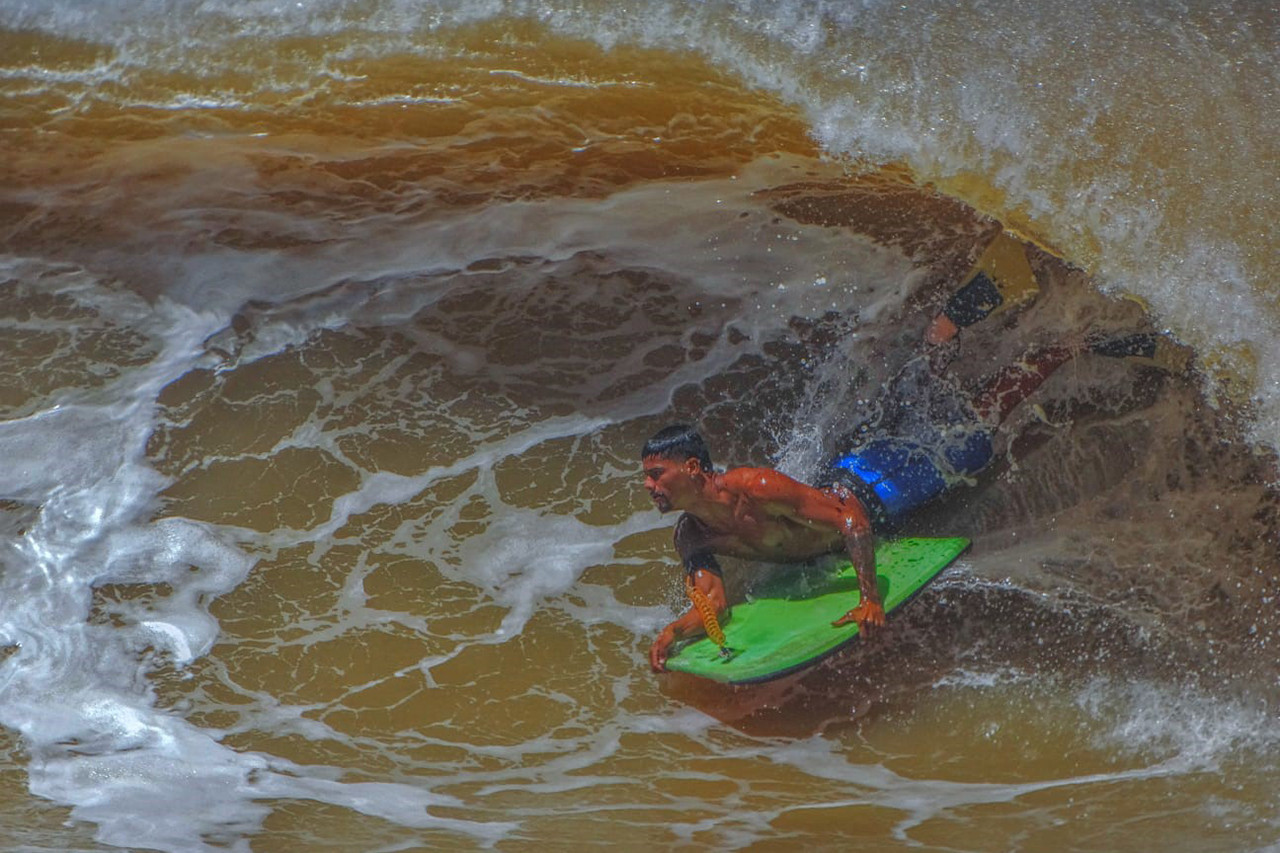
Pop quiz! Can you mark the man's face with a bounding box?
[641,454,701,513]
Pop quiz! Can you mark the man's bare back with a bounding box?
[670,467,859,561]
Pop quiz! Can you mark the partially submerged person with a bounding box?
[641,241,1188,672]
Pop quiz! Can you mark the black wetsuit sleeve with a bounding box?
[674,513,723,577]
[682,550,723,578]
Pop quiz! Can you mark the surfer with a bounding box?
[642,232,1193,672]
[641,332,1187,672]
[642,424,881,672]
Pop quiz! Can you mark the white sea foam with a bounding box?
[0,267,263,848]
[1076,676,1280,770]
[0,254,538,849]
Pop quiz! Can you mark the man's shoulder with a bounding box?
[721,466,807,495]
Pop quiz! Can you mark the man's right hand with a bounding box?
[649,628,676,672]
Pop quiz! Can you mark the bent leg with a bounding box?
[970,343,1076,426]
[926,232,1041,345]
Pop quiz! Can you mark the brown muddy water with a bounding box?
[0,3,1278,851]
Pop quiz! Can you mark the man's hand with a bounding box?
[833,599,886,633]
[649,569,728,673]
[649,628,676,672]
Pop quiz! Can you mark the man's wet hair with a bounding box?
[642,424,713,471]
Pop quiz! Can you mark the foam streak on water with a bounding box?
[0,265,550,846]
[0,272,259,846]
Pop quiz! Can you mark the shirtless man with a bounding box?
[641,330,1183,671]
[641,425,881,672]
[640,224,1195,672]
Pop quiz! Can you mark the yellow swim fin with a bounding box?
[942,231,1041,329]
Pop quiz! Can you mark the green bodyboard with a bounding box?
[664,537,970,684]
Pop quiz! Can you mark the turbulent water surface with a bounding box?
[1,1,1278,850]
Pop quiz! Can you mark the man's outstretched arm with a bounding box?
[803,489,883,631]
[831,523,884,631]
